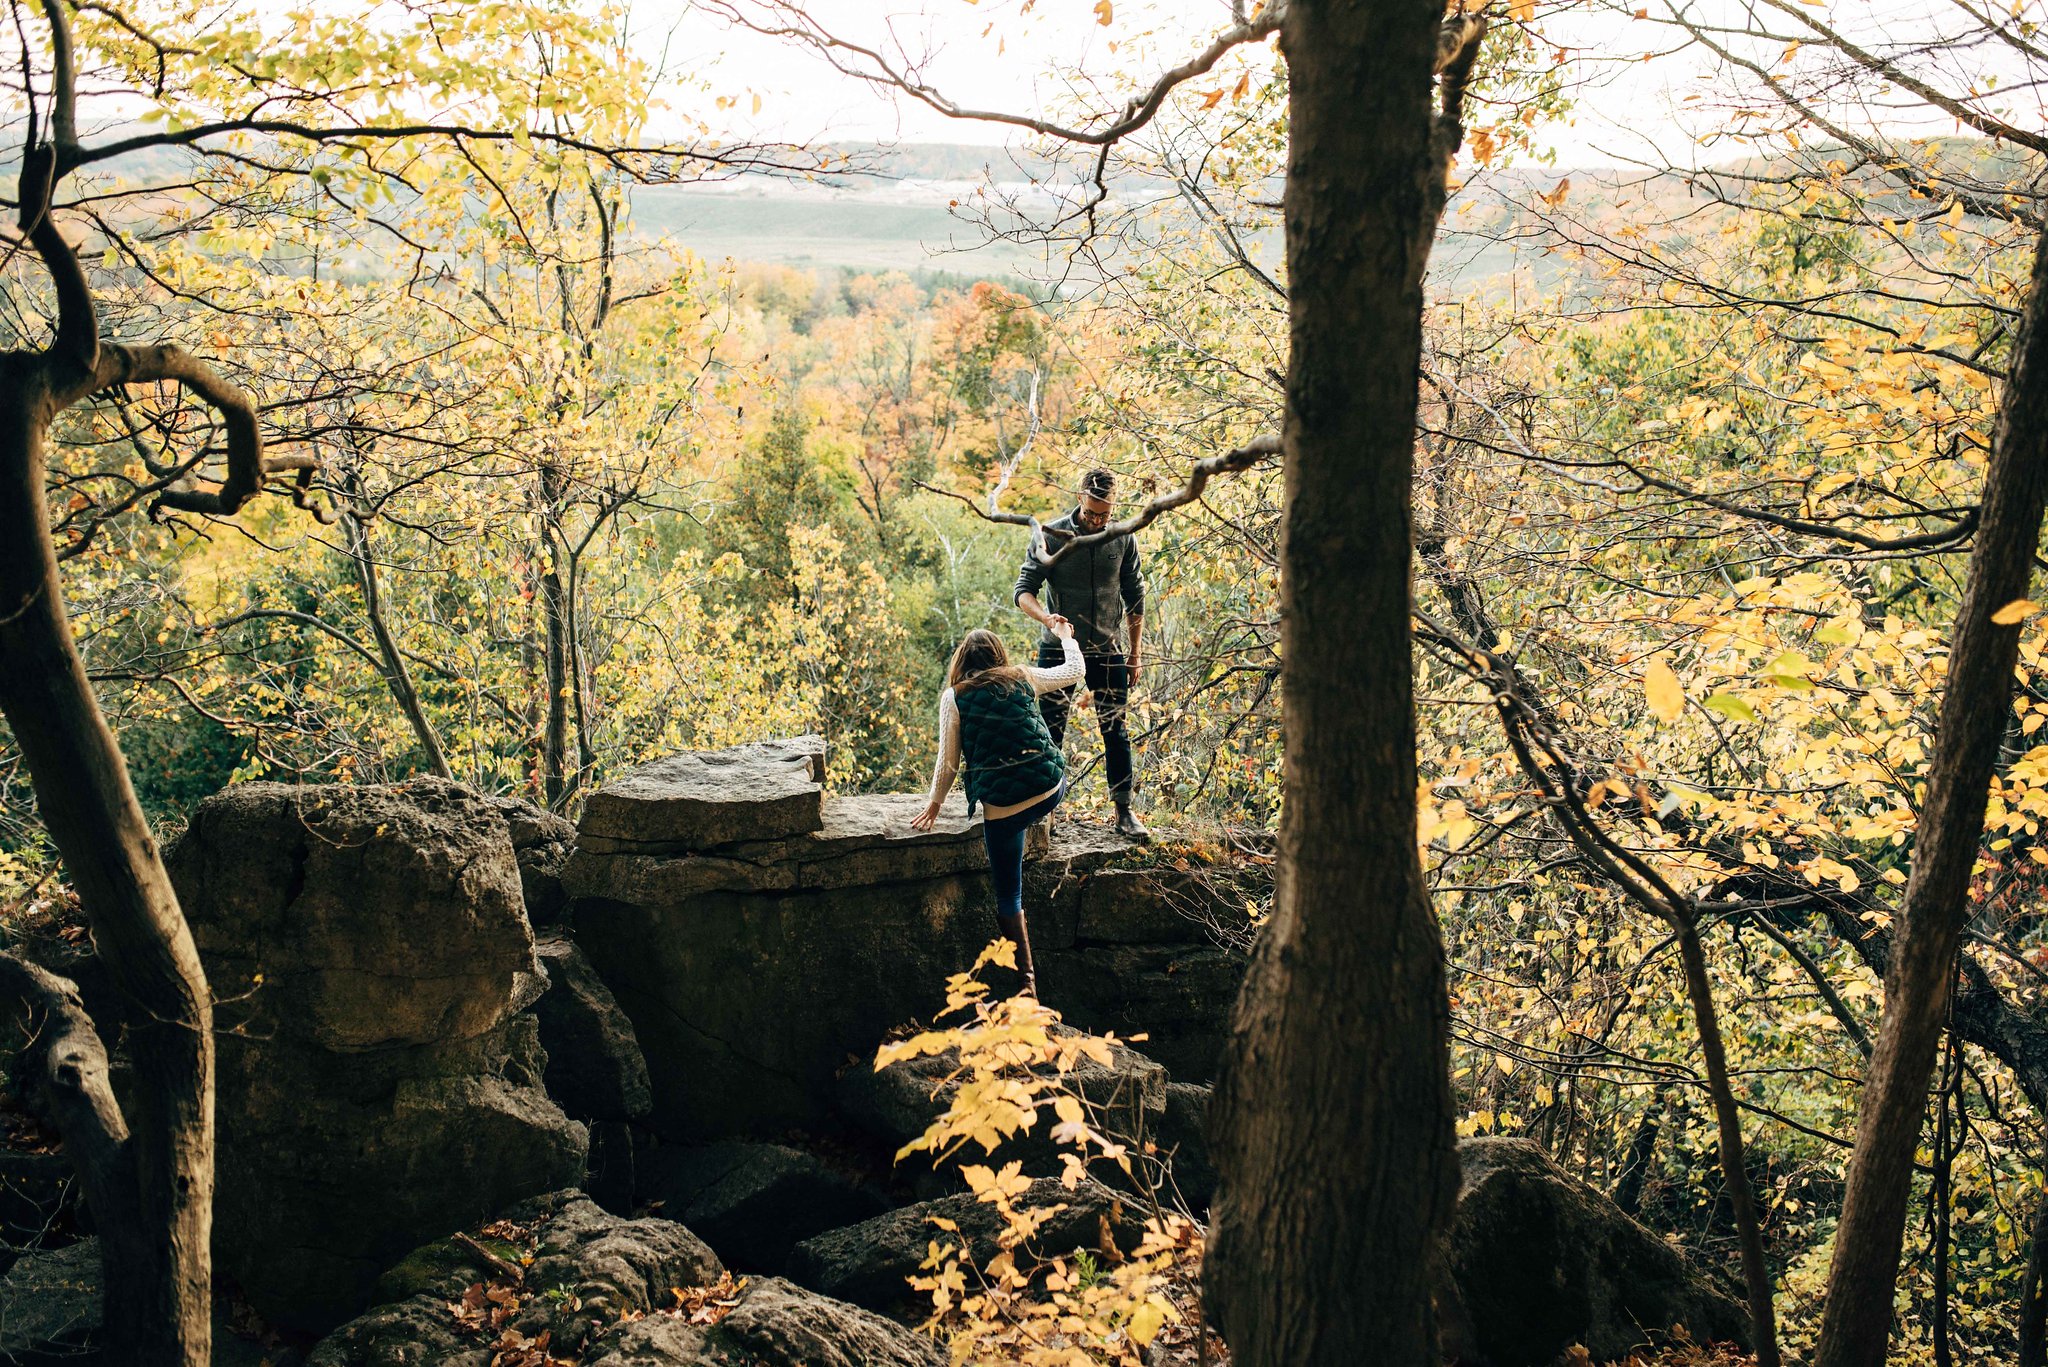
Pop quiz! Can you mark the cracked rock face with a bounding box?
[170,780,587,1335]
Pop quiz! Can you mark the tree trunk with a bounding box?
[540,542,571,808]
[0,366,215,1367]
[1815,222,2048,1367]
[2020,1174,2048,1367]
[340,503,453,779]
[1204,3,1461,1363]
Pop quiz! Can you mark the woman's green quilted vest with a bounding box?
[955,678,1065,812]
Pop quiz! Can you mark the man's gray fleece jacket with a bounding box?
[1012,509,1145,654]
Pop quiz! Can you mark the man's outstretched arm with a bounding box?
[1015,545,1054,630]
[1121,541,1147,683]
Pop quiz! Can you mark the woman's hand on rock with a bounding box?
[909,802,940,832]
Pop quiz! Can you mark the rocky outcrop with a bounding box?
[312,1190,723,1367]
[639,1141,888,1273]
[788,1176,1142,1323]
[565,738,1260,1141]
[586,1277,943,1367]
[1441,1138,1751,1365]
[487,795,577,927]
[169,780,588,1334]
[310,1195,936,1367]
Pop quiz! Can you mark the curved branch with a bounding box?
[83,343,268,516]
[915,432,1279,569]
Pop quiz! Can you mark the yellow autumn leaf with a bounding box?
[1129,1298,1168,1346]
[1644,659,1685,722]
[1094,0,1113,24]
[1992,598,2039,626]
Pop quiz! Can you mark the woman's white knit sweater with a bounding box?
[925,634,1085,819]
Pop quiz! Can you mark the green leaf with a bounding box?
[1704,692,1759,723]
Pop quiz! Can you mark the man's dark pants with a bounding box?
[1035,643,1133,802]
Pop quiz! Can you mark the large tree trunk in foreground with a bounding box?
[1204,2,1463,1362]
[0,363,216,1367]
[1815,223,2048,1367]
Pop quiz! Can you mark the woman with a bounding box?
[910,617,1084,997]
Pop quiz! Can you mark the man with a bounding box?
[1014,468,1149,839]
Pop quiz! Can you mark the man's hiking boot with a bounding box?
[1114,803,1150,842]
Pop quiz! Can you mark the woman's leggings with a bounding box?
[981,783,1066,920]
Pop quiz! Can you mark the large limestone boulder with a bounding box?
[788,1176,1143,1323]
[1441,1138,1751,1365]
[567,787,1002,1138]
[566,742,1257,1142]
[169,780,588,1334]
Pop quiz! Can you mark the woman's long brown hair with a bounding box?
[948,629,1028,692]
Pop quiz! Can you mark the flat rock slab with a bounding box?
[567,794,990,903]
[579,736,827,852]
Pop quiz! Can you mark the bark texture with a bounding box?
[0,356,216,1366]
[1814,222,2048,1367]
[1204,3,1468,1362]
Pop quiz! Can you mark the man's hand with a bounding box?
[909,801,941,832]
[1127,651,1142,687]
[1050,616,1075,641]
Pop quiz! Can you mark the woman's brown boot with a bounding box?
[997,912,1039,998]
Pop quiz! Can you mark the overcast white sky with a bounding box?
[646,1,1731,170]
[647,0,2043,172]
